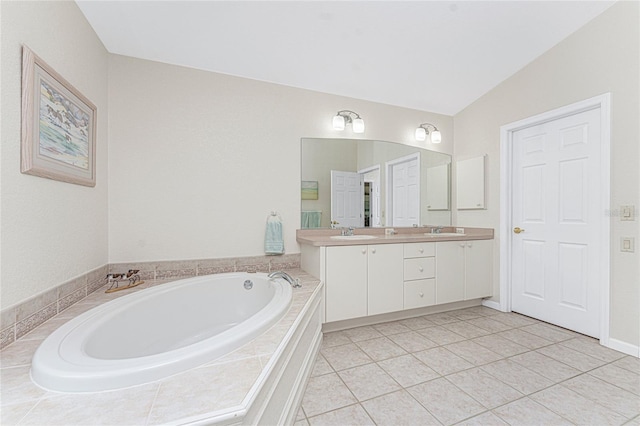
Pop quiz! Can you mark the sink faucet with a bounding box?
[340,227,354,236]
[431,226,444,234]
[268,271,302,288]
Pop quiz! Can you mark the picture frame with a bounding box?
[301,180,318,200]
[21,46,97,187]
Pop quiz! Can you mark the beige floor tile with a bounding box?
[490,312,539,328]
[0,339,42,368]
[296,406,306,421]
[480,359,554,394]
[1,400,38,425]
[417,325,467,345]
[424,312,460,325]
[408,377,485,425]
[520,323,576,342]
[148,358,261,424]
[510,351,581,383]
[1,365,49,406]
[377,354,439,387]
[355,337,407,361]
[21,383,159,426]
[467,317,513,333]
[471,334,529,357]
[386,331,437,353]
[362,389,440,425]
[337,363,401,401]
[308,404,374,426]
[530,384,627,425]
[294,418,310,426]
[372,321,412,336]
[462,306,502,317]
[492,397,573,425]
[562,374,640,419]
[397,316,437,330]
[625,415,640,425]
[342,326,383,342]
[442,321,491,339]
[456,411,509,425]
[536,343,607,372]
[446,368,523,409]
[414,347,474,376]
[497,329,553,349]
[301,373,358,418]
[449,310,484,321]
[560,336,627,362]
[445,340,503,366]
[322,331,351,348]
[321,343,373,371]
[311,354,334,377]
[614,356,640,374]
[590,364,640,395]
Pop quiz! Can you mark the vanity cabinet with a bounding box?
[325,244,403,322]
[403,243,436,309]
[435,240,492,304]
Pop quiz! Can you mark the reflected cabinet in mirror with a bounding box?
[301,138,452,229]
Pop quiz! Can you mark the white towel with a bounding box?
[265,212,284,255]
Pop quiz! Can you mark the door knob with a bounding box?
[513,227,525,234]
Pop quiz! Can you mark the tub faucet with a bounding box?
[268,271,302,288]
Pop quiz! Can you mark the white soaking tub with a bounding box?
[31,273,292,392]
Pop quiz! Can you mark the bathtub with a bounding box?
[31,272,292,393]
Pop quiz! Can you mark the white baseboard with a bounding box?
[605,338,640,357]
[481,299,505,312]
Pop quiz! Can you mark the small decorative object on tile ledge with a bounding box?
[105,270,144,293]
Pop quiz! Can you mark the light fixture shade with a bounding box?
[431,130,442,144]
[352,118,365,133]
[333,114,346,130]
[415,127,427,141]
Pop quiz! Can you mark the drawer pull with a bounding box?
[361,249,366,254]
[419,267,424,272]
[371,248,376,254]
[419,248,424,253]
[419,292,424,298]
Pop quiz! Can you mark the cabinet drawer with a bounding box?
[404,257,435,280]
[404,279,436,309]
[404,242,435,259]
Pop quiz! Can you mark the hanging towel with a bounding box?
[301,211,322,229]
[265,212,284,255]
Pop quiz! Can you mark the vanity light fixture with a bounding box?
[415,123,442,143]
[333,110,365,133]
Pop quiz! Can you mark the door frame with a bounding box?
[359,164,381,227]
[498,93,611,345]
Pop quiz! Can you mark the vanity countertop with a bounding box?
[296,227,494,247]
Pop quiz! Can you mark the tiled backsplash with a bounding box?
[0,254,300,350]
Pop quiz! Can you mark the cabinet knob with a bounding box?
[467,243,472,248]
[419,266,424,272]
[419,292,424,298]
[419,248,424,253]
[361,249,366,254]
[459,243,465,247]
[371,248,376,254]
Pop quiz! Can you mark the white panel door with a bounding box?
[331,170,363,228]
[387,154,420,227]
[511,108,601,337]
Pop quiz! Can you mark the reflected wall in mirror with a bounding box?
[301,138,451,229]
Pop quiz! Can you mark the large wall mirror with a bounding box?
[301,138,452,229]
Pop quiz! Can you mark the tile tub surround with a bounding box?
[297,307,640,426]
[0,254,300,350]
[1,268,321,425]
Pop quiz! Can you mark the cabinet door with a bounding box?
[368,244,404,315]
[326,245,368,322]
[464,240,493,299]
[435,241,465,304]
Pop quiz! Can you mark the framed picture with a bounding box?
[21,46,97,187]
[301,180,318,200]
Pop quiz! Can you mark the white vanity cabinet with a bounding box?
[325,244,403,322]
[435,240,492,304]
[403,243,436,309]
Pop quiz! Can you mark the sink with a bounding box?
[330,235,378,240]
[424,232,465,237]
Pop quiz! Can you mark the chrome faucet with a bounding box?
[431,226,444,234]
[268,271,302,288]
[340,227,354,236]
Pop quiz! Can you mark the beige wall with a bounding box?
[0,1,109,309]
[453,1,640,347]
[107,54,452,262]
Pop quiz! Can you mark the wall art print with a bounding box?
[21,46,97,187]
